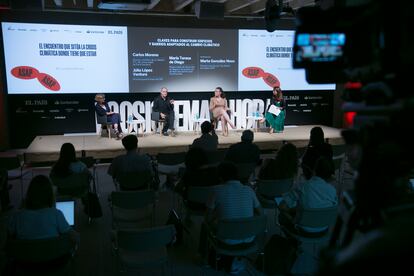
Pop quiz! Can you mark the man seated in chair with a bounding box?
[108,135,153,190]
[152,87,176,137]
[225,130,261,165]
[278,157,338,235]
[191,121,218,152]
[199,162,262,270]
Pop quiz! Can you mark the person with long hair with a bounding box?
[8,175,77,240]
[94,93,123,139]
[209,87,235,136]
[51,143,89,178]
[301,126,333,180]
[259,143,299,180]
[262,86,286,134]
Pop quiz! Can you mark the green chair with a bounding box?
[6,233,77,276]
[112,225,176,275]
[207,215,267,271]
[110,190,156,229]
[114,170,153,191]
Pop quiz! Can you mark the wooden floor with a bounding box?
[24,125,344,163]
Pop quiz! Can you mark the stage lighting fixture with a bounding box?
[194,0,225,20]
[98,0,153,11]
[10,0,42,10]
[265,0,282,32]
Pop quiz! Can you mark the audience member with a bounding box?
[108,135,153,189]
[279,157,337,234]
[301,126,333,180]
[199,162,262,272]
[7,175,78,240]
[50,143,89,178]
[259,143,298,180]
[191,121,218,152]
[152,87,175,136]
[225,130,260,165]
[175,148,220,201]
[94,93,123,139]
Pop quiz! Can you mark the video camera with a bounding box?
[292,0,414,100]
[290,0,414,256]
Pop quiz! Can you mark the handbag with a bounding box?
[82,192,102,218]
[165,209,188,246]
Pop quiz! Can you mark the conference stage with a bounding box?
[24,125,343,164]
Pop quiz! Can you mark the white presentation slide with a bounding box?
[238,29,335,91]
[2,22,129,94]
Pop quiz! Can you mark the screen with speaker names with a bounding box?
[1,22,335,94]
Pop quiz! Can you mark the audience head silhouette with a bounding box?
[25,175,54,210]
[122,135,138,151]
[314,156,334,181]
[185,147,208,171]
[218,161,238,182]
[309,126,325,146]
[52,143,77,177]
[241,130,254,143]
[201,121,213,135]
[275,143,299,178]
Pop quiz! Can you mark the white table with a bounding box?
[126,119,146,136]
[193,118,210,133]
[246,116,263,132]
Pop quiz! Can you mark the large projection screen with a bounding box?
[1,22,335,94]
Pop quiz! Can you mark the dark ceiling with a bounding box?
[37,0,315,17]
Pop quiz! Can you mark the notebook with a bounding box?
[56,200,75,226]
[268,105,281,116]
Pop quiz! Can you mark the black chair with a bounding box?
[96,112,113,138]
[210,111,219,130]
[6,233,77,276]
[206,149,227,165]
[210,110,232,130]
[113,170,153,191]
[0,156,29,202]
[151,111,165,136]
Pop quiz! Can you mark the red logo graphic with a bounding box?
[262,72,280,88]
[37,73,61,91]
[242,67,265,79]
[242,66,280,88]
[11,66,61,91]
[11,66,39,79]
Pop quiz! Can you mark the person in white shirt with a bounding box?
[278,157,338,234]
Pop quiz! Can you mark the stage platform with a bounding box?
[24,125,344,164]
